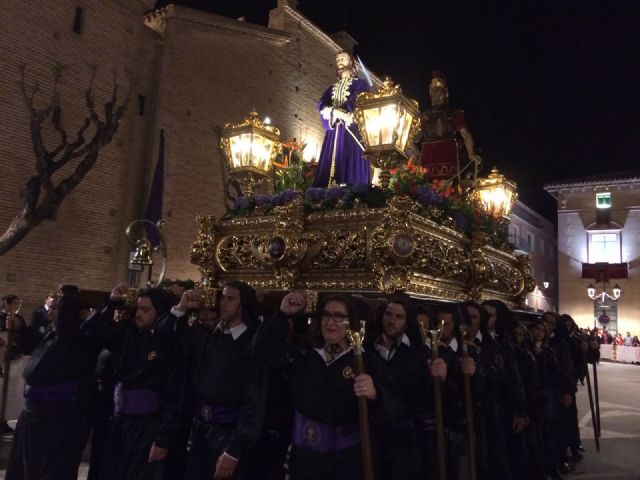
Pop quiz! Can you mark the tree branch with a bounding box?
[1,64,131,256]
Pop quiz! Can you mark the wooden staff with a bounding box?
[459,325,477,480]
[0,298,22,423]
[589,330,601,439]
[419,319,447,480]
[347,323,374,480]
[593,360,601,439]
[584,358,600,453]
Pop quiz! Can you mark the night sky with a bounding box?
[156,0,640,221]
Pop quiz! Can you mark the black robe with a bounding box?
[289,347,399,480]
[6,289,98,480]
[81,301,186,480]
[183,322,266,480]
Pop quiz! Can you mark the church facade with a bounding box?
[1,0,345,310]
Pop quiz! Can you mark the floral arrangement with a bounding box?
[272,138,316,192]
[227,162,512,249]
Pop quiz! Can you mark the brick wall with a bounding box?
[0,0,157,314]
[145,4,344,281]
[0,1,350,316]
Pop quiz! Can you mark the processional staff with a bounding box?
[347,322,375,480]
[583,328,601,452]
[419,318,447,480]
[459,324,478,480]
[588,328,601,438]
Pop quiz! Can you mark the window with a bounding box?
[137,95,146,116]
[596,192,611,209]
[511,224,521,247]
[73,7,84,34]
[527,232,535,253]
[588,232,621,263]
[539,239,545,256]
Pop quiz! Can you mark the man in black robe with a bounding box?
[367,296,448,479]
[81,284,186,480]
[180,281,266,480]
[7,285,98,480]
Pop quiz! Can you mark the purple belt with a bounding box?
[24,380,79,402]
[292,411,360,453]
[195,398,239,425]
[113,383,160,416]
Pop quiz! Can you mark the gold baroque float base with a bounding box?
[191,195,535,307]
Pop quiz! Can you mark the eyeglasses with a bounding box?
[321,311,349,323]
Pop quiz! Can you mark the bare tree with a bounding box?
[0,64,131,255]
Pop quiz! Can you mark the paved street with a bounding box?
[571,361,640,480]
[0,361,638,479]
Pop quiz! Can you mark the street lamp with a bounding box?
[220,110,282,196]
[474,167,518,218]
[586,282,621,302]
[126,219,167,287]
[354,76,421,188]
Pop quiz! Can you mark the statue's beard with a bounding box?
[337,65,354,77]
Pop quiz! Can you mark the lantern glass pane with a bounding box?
[478,185,509,217]
[363,107,382,146]
[229,132,254,168]
[396,109,413,150]
[251,133,273,172]
[379,104,398,145]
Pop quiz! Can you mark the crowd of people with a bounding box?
[597,328,640,347]
[0,284,601,480]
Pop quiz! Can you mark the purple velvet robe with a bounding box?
[312,77,371,188]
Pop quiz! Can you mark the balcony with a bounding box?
[582,262,628,280]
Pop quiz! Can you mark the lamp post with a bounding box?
[474,167,518,218]
[354,76,421,188]
[220,111,282,196]
[126,219,167,288]
[587,283,621,302]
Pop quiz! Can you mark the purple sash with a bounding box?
[23,380,79,402]
[292,411,360,453]
[113,382,160,416]
[195,398,239,425]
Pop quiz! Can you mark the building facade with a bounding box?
[545,170,640,335]
[0,0,350,312]
[508,201,558,313]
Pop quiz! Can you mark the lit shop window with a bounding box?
[588,232,621,264]
[596,192,611,209]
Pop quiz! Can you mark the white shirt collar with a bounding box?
[216,322,248,340]
[375,333,410,361]
[315,346,353,365]
[447,337,459,353]
[475,331,483,342]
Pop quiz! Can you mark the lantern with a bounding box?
[474,167,518,218]
[220,111,282,195]
[354,77,421,188]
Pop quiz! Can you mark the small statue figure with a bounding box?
[419,70,482,181]
[313,51,371,188]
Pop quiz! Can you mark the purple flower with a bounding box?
[270,193,285,206]
[326,187,345,201]
[254,194,270,206]
[417,188,443,207]
[233,196,253,210]
[281,189,296,202]
[305,188,326,203]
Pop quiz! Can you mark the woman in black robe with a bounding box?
[288,294,399,480]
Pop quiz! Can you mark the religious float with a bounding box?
[184,72,535,308]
